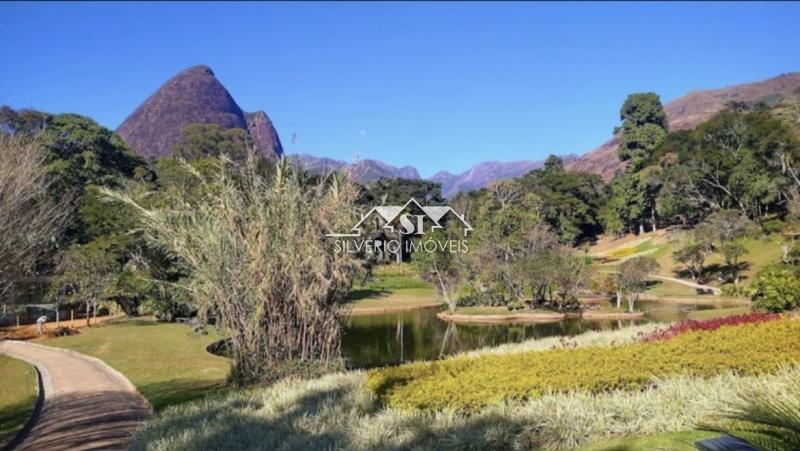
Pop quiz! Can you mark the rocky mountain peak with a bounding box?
[117,65,282,160]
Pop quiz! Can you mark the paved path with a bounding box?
[651,275,722,295]
[0,341,151,450]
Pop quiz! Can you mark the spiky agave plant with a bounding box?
[704,368,800,451]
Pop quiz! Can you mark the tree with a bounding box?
[672,240,708,281]
[701,210,755,244]
[359,177,444,206]
[2,110,149,246]
[106,156,361,383]
[699,210,754,284]
[517,157,605,244]
[40,113,146,199]
[412,225,471,312]
[171,123,251,161]
[589,271,618,301]
[651,110,796,223]
[549,253,592,310]
[720,240,747,285]
[618,93,668,169]
[0,135,70,296]
[611,93,669,234]
[471,190,542,302]
[617,256,660,312]
[49,242,118,326]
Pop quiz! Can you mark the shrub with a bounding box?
[750,265,800,312]
[366,318,800,411]
[639,313,780,343]
[609,246,638,259]
[107,157,361,384]
[720,283,745,297]
[506,300,524,311]
[456,290,506,307]
[761,219,786,235]
[704,368,800,451]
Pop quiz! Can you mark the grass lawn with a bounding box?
[0,355,37,448]
[44,318,230,411]
[579,430,719,451]
[594,232,784,291]
[346,264,438,310]
[644,279,700,298]
[345,288,440,310]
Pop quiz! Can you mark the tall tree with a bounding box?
[617,256,660,312]
[0,135,70,296]
[609,93,669,234]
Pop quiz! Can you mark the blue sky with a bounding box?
[1,2,798,177]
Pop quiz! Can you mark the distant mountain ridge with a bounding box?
[292,154,577,197]
[117,65,283,160]
[566,71,800,180]
[430,157,579,198]
[288,154,420,183]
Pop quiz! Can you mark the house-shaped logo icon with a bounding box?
[325,198,473,238]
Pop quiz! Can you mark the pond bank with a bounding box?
[581,310,646,320]
[436,310,566,324]
[343,301,443,316]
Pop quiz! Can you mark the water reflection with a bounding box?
[341,299,745,368]
[342,308,641,368]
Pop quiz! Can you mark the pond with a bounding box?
[341,300,740,368]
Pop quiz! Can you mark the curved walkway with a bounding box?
[0,341,151,451]
[650,275,722,295]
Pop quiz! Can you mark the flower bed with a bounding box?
[366,317,800,411]
[638,312,780,343]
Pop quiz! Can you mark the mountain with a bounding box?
[432,157,578,198]
[566,72,800,180]
[288,154,421,183]
[117,65,283,160]
[291,153,582,196]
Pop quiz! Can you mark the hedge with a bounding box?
[366,317,800,411]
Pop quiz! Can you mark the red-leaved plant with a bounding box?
[639,312,780,343]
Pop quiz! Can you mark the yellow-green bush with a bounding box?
[366,318,800,411]
[609,246,638,259]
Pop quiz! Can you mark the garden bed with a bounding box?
[367,316,800,410]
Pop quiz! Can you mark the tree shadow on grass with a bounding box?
[139,378,230,412]
[134,384,358,450]
[344,287,390,302]
[134,378,565,450]
[16,390,150,451]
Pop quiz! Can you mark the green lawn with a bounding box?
[345,263,438,310]
[45,318,230,411]
[644,279,700,298]
[596,232,784,290]
[345,287,440,310]
[0,355,37,448]
[579,430,719,451]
